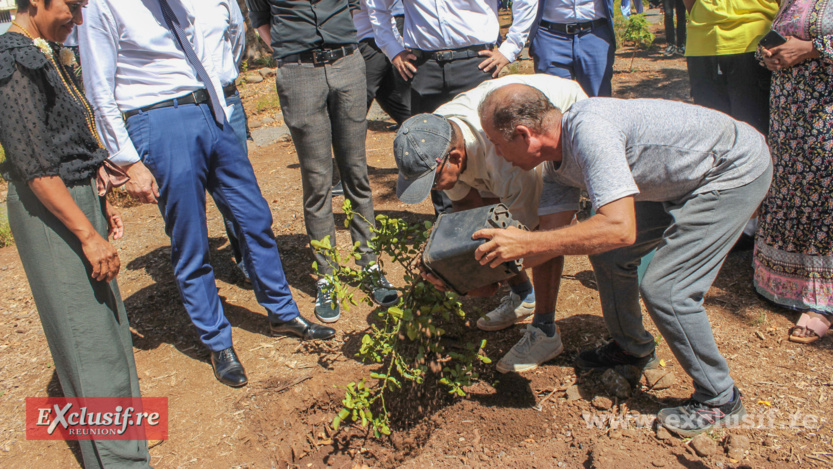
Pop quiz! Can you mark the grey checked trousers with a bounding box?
[275,50,376,275]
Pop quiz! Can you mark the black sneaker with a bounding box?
[575,340,658,371]
[657,387,746,437]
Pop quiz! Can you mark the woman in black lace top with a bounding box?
[1,0,150,466]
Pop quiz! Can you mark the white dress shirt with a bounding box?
[363,0,538,63]
[542,0,607,23]
[79,0,227,166]
[436,74,587,228]
[353,1,401,42]
[198,0,247,87]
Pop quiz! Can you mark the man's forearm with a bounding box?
[500,0,538,62]
[683,0,695,13]
[256,24,273,52]
[365,0,405,59]
[528,213,636,259]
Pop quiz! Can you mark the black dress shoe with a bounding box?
[271,315,336,340]
[210,347,248,387]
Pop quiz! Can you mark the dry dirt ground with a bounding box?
[1,16,833,469]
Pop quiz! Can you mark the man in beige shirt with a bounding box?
[394,73,587,373]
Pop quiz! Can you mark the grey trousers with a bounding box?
[589,164,772,405]
[7,180,150,468]
[275,50,376,275]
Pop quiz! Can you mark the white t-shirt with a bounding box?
[435,74,588,228]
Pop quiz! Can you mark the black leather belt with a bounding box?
[415,44,492,62]
[122,89,210,119]
[223,83,237,98]
[539,18,608,35]
[277,44,358,66]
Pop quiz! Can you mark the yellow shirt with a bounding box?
[686,0,780,56]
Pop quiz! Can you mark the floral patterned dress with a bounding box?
[754,0,833,313]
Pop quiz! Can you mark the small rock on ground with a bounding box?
[251,125,290,147]
[245,73,264,83]
[258,67,276,78]
[614,364,642,387]
[724,434,750,460]
[592,396,613,410]
[689,433,717,457]
[642,369,676,390]
[565,384,582,401]
[600,368,632,400]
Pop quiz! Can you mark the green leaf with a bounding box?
[338,409,350,420]
[332,416,341,431]
[370,372,387,380]
[387,306,403,319]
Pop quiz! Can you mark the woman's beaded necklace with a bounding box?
[11,20,104,150]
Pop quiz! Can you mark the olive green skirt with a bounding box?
[7,179,150,468]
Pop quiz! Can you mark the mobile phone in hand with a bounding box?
[759,30,787,49]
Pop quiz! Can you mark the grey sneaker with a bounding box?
[314,279,340,323]
[331,181,344,198]
[476,292,535,331]
[365,264,399,307]
[657,387,746,437]
[496,325,564,373]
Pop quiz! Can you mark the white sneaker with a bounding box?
[476,292,535,331]
[496,325,564,374]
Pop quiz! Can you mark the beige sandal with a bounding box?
[788,313,831,344]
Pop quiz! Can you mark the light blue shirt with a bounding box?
[542,0,607,23]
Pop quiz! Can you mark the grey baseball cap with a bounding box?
[394,113,453,204]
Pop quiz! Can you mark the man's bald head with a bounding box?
[478,84,561,141]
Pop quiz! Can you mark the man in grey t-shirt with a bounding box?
[473,85,773,437]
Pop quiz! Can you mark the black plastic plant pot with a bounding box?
[422,203,526,295]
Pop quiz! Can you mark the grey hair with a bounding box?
[478,85,558,141]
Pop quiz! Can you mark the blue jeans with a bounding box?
[530,23,615,97]
[126,101,300,351]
